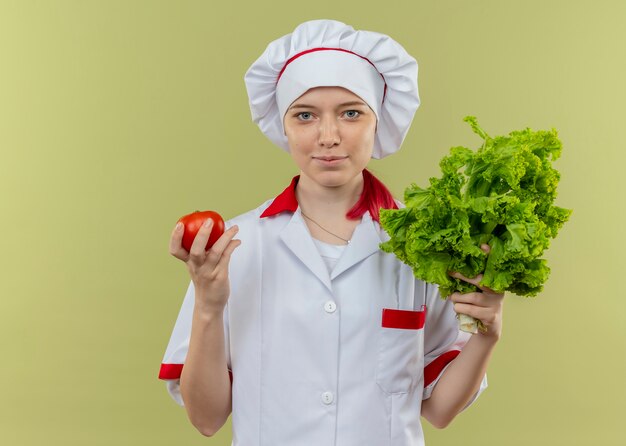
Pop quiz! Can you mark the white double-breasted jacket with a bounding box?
[159,176,487,445]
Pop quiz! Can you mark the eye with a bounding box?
[296,112,313,121]
[344,110,360,119]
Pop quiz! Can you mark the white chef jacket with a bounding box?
[159,175,488,446]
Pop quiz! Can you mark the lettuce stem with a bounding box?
[458,314,487,334]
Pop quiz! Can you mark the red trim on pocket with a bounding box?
[424,350,461,387]
[158,363,233,385]
[381,307,426,329]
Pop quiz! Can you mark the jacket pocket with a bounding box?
[375,306,426,394]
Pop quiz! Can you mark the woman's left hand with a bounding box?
[448,244,505,340]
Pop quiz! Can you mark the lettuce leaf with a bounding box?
[379,116,572,298]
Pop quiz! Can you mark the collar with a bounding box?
[259,175,300,218]
[259,173,397,220]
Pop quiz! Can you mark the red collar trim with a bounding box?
[259,175,300,218]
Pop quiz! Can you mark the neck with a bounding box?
[295,172,364,219]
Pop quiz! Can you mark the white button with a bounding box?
[324,301,337,313]
[321,391,334,404]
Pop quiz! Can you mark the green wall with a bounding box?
[1,0,624,444]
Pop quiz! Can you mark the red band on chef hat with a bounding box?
[275,47,387,127]
[244,19,420,159]
[276,48,388,90]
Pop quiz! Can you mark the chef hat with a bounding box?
[244,19,420,159]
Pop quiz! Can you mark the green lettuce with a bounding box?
[379,116,572,315]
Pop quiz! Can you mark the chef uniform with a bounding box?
[159,19,488,446]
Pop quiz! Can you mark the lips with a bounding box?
[313,156,348,166]
[314,156,348,161]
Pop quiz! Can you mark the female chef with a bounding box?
[159,19,504,445]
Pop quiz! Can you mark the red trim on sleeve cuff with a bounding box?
[159,363,233,385]
[423,350,461,387]
[159,363,184,380]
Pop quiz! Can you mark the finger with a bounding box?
[205,225,240,269]
[452,303,495,324]
[480,243,491,254]
[453,291,504,311]
[449,291,482,306]
[479,286,503,298]
[448,271,484,287]
[214,238,242,270]
[448,271,499,294]
[169,222,190,261]
[189,218,216,258]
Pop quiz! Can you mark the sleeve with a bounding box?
[158,280,232,406]
[420,282,488,410]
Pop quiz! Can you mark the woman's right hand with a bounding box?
[169,218,242,314]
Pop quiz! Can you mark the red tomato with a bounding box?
[177,210,225,252]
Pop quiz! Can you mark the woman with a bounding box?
[159,19,504,445]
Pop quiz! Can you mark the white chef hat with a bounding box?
[244,19,420,159]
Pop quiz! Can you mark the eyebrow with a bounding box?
[288,101,367,110]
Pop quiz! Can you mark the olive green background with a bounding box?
[1,0,624,444]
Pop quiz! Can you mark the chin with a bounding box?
[307,169,360,187]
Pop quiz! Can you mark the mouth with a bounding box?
[313,156,348,161]
[313,155,348,166]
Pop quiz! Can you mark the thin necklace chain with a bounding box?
[300,211,351,244]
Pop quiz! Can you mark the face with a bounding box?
[283,86,377,188]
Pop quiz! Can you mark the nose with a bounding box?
[318,116,340,148]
